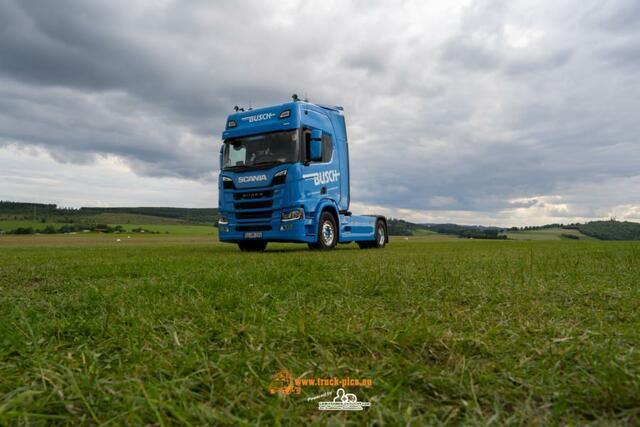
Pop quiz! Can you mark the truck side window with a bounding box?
[304,130,311,162]
[322,134,333,162]
[303,129,333,163]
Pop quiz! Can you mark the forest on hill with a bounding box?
[0,201,218,224]
[571,220,640,240]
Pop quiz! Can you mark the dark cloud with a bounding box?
[602,39,640,70]
[0,0,639,223]
[585,0,640,31]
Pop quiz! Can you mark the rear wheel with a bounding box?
[238,241,267,252]
[315,211,337,250]
[358,220,387,249]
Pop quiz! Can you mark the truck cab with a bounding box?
[217,98,387,251]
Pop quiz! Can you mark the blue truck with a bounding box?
[217,96,388,251]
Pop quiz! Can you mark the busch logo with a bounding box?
[303,170,341,186]
[238,174,268,184]
[241,112,276,123]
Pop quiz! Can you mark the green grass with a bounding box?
[506,228,594,241]
[121,224,217,236]
[0,220,217,236]
[1,236,639,425]
[412,228,440,236]
[395,233,460,242]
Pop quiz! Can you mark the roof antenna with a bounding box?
[303,92,308,102]
[292,93,299,102]
[248,101,253,111]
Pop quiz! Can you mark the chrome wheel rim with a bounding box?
[377,226,385,245]
[322,221,334,246]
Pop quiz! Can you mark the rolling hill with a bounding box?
[2,201,639,240]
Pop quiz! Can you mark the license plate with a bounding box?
[244,232,262,239]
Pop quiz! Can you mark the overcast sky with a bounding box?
[1,0,639,226]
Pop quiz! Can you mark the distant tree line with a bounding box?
[507,223,566,231]
[507,220,640,240]
[570,220,640,240]
[0,201,77,221]
[0,201,218,224]
[425,224,507,239]
[386,218,419,236]
[77,207,218,223]
[386,218,508,239]
[0,201,59,214]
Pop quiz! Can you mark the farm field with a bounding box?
[1,236,639,425]
[0,220,217,237]
[506,227,594,241]
[117,224,217,236]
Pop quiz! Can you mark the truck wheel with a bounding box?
[358,220,387,249]
[238,241,267,252]
[316,211,337,250]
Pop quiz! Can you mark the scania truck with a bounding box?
[217,96,387,251]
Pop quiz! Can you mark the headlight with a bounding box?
[278,109,291,119]
[218,215,228,225]
[272,169,287,185]
[222,176,234,189]
[281,208,303,222]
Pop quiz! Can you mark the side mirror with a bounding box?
[309,130,322,162]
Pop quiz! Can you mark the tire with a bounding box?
[358,219,387,249]
[315,211,338,250]
[238,241,267,252]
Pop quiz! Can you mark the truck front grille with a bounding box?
[236,211,273,220]
[227,186,275,227]
[235,201,273,210]
[234,190,273,200]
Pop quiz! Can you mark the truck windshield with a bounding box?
[223,130,299,170]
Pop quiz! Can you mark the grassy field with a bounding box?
[1,235,639,425]
[0,220,216,237]
[506,228,594,241]
[118,224,217,236]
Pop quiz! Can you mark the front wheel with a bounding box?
[238,241,267,252]
[358,220,387,249]
[315,211,338,250]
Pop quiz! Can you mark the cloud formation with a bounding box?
[0,0,639,225]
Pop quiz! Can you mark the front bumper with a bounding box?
[218,215,315,243]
